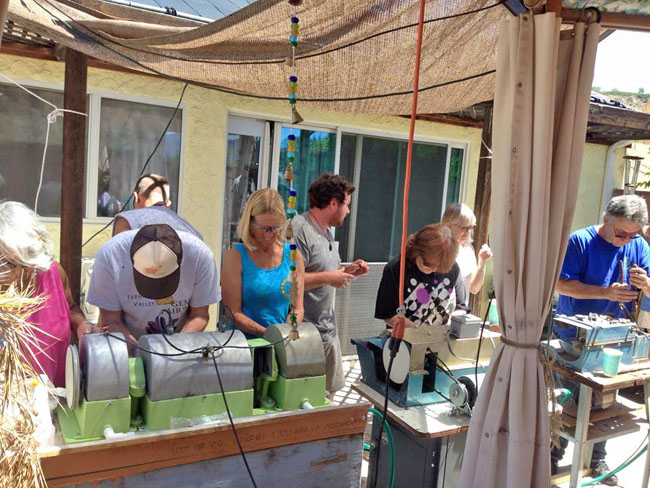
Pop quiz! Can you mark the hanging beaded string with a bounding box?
[283,0,303,341]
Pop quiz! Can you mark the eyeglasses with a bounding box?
[614,231,640,240]
[454,223,475,233]
[251,221,283,234]
[613,225,641,240]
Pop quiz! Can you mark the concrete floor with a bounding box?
[335,358,649,488]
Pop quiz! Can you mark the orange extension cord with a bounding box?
[393,0,427,342]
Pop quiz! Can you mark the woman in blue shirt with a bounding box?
[221,189,304,337]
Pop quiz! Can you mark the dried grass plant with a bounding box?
[0,277,48,488]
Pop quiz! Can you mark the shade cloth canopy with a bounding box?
[5,0,515,114]
[459,12,599,488]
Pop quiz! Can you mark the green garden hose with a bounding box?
[581,443,648,486]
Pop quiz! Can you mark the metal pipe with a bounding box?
[562,8,650,33]
[600,140,633,216]
[104,0,212,24]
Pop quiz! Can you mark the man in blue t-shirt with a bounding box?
[551,194,650,484]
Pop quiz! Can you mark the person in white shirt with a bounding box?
[441,203,492,301]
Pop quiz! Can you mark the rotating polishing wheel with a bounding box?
[448,376,477,409]
[382,340,410,384]
[65,344,81,409]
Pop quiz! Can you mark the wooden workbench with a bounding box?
[38,403,369,487]
[551,361,650,488]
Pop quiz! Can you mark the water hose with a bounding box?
[581,442,648,486]
[369,407,396,488]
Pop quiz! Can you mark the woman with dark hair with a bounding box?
[374,223,466,328]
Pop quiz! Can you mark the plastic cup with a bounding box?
[488,299,499,325]
[602,348,624,377]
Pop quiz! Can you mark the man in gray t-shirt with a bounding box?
[292,174,368,396]
[88,224,220,345]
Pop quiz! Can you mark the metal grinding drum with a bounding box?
[79,333,130,401]
[263,322,326,379]
[138,330,253,402]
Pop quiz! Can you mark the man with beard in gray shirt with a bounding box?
[292,174,368,398]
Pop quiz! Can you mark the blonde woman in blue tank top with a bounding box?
[221,189,304,338]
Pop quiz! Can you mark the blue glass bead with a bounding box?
[291,17,299,23]
[290,244,297,250]
[290,35,297,42]
[289,188,297,196]
[288,134,296,140]
[287,209,297,217]
[287,151,294,158]
[289,76,298,82]
[288,93,296,101]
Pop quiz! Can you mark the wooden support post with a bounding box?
[0,0,9,47]
[547,0,562,16]
[60,46,87,302]
[470,104,492,313]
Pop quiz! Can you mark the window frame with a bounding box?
[84,89,187,223]
[223,112,472,263]
[0,78,187,223]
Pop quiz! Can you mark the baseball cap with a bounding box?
[130,224,183,300]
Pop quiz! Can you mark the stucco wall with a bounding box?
[0,53,482,262]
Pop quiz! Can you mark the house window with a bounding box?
[276,126,336,215]
[338,134,464,262]
[0,82,184,219]
[221,116,265,258]
[0,84,66,217]
[96,98,182,217]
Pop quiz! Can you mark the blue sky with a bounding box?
[593,30,650,93]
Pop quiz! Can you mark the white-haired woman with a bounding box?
[0,201,95,387]
[442,203,493,299]
[221,189,304,338]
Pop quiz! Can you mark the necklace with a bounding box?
[308,211,333,252]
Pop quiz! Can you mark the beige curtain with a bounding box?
[459,13,599,488]
[0,0,8,46]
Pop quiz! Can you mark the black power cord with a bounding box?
[210,351,258,488]
[371,337,398,488]
[474,289,495,388]
[81,82,188,248]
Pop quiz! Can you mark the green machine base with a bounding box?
[268,375,328,410]
[142,389,254,430]
[57,396,132,444]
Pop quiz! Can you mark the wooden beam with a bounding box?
[40,404,369,485]
[562,8,650,33]
[60,46,87,302]
[589,104,650,131]
[0,41,158,78]
[470,103,493,313]
[413,113,484,129]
